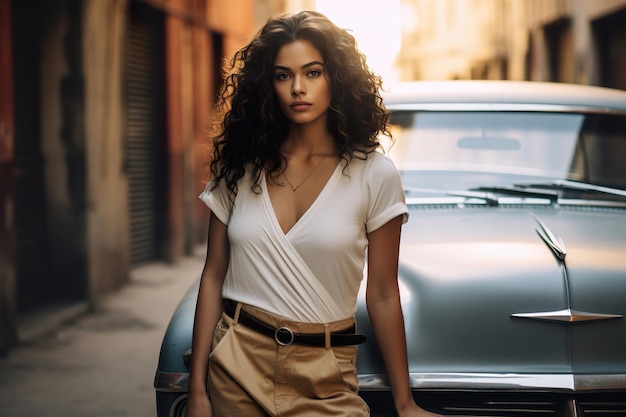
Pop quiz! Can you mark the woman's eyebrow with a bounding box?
[273,61,325,72]
[302,60,324,69]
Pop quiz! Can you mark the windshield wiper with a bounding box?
[514,179,626,199]
[404,186,500,206]
[405,180,626,206]
[470,185,559,202]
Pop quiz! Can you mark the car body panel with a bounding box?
[156,280,197,374]
[356,206,626,377]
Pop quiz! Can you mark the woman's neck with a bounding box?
[283,121,337,157]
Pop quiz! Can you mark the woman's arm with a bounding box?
[366,216,441,417]
[187,212,230,417]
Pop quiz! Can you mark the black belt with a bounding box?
[224,300,366,347]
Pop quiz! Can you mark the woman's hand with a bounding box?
[396,399,443,417]
[186,392,213,417]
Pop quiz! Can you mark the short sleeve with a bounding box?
[365,153,409,233]
[199,179,233,225]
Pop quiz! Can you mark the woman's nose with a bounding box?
[291,76,305,96]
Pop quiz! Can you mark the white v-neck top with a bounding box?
[200,151,408,322]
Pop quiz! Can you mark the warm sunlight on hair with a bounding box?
[313,0,402,85]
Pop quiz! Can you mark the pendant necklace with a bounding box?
[282,154,328,192]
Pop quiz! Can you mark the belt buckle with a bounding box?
[274,327,294,346]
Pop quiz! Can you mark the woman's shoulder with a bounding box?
[369,150,396,165]
[348,150,398,174]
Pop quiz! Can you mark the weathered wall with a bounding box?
[40,0,88,302]
[83,0,130,299]
[208,0,257,58]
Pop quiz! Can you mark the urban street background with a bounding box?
[1,0,626,416]
[0,250,204,417]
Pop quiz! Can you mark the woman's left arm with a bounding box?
[366,216,442,417]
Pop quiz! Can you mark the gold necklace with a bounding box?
[282,155,328,192]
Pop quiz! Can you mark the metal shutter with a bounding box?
[124,2,166,265]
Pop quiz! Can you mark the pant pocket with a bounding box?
[209,313,233,358]
[330,345,359,393]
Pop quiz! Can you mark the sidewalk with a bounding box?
[0,249,205,417]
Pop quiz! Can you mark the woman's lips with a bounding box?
[290,101,312,111]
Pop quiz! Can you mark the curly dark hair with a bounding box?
[209,10,391,198]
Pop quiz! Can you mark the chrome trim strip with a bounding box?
[386,102,626,115]
[405,197,555,206]
[156,370,626,393]
[154,370,189,392]
[358,373,626,391]
[512,308,623,323]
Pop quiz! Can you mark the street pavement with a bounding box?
[0,248,205,417]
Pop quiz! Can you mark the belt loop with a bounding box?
[233,302,242,324]
[324,323,331,349]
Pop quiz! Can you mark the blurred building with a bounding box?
[0,0,285,354]
[397,0,626,90]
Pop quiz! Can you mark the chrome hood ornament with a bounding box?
[512,215,623,324]
[534,215,567,260]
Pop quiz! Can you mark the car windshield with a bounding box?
[387,111,626,201]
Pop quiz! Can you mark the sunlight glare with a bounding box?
[314,0,402,84]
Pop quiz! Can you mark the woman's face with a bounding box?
[273,40,331,126]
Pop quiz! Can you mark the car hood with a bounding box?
[356,205,626,377]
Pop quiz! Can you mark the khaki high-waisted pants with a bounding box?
[207,301,370,417]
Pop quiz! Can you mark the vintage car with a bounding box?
[154,80,626,417]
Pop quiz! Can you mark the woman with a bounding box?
[187,10,441,417]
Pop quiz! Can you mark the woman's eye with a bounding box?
[308,70,322,77]
[275,73,290,81]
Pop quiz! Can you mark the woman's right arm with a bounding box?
[186,212,230,417]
